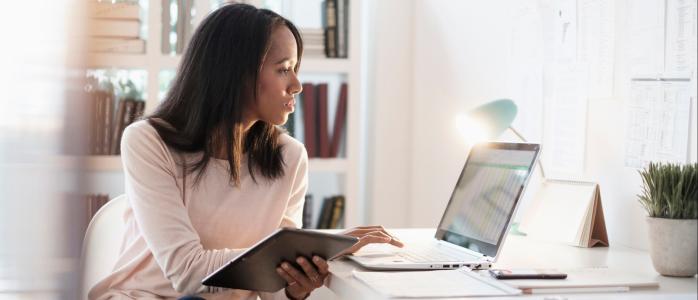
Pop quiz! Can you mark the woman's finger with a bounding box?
[358,232,393,245]
[343,227,404,248]
[341,232,393,254]
[280,261,314,290]
[275,266,296,286]
[296,257,323,288]
[312,256,330,275]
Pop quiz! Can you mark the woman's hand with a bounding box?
[339,225,404,255]
[275,255,329,300]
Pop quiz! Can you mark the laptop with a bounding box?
[348,142,540,270]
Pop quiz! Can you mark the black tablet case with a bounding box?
[201,228,358,292]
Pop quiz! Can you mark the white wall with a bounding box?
[364,0,697,250]
[363,0,415,227]
[409,0,516,228]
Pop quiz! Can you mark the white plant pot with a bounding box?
[646,217,697,277]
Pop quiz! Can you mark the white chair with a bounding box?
[80,194,128,300]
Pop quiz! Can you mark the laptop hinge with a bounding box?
[438,240,485,258]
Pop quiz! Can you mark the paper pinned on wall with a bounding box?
[543,62,589,177]
[553,0,577,62]
[627,0,665,77]
[578,0,615,98]
[665,0,698,78]
[625,79,692,168]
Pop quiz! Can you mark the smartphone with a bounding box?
[489,269,567,280]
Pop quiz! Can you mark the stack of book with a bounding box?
[88,1,145,54]
[301,194,346,229]
[322,0,348,58]
[291,82,347,158]
[88,90,145,155]
[301,28,326,58]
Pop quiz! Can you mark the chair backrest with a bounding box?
[80,194,128,300]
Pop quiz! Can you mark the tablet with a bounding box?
[201,227,358,292]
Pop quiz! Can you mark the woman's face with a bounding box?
[249,25,302,126]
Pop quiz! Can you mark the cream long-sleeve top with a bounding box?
[89,120,308,300]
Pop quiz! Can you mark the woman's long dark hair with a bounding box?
[148,3,303,186]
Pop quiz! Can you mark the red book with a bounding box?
[301,83,317,157]
[316,83,330,158]
[110,99,127,155]
[330,83,347,158]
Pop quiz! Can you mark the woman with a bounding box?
[89,3,402,300]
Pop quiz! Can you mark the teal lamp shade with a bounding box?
[466,99,518,139]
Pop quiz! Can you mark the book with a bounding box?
[328,195,345,229]
[335,0,348,58]
[316,83,330,158]
[330,83,347,157]
[87,193,110,222]
[111,99,136,155]
[301,83,317,157]
[302,194,313,229]
[101,92,114,155]
[317,196,336,229]
[323,0,337,57]
[90,91,106,155]
[519,180,609,247]
[88,38,145,54]
[89,19,141,38]
[89,2,140,20]
[133,100,146,122]
[110,99,127,155]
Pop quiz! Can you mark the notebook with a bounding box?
[519,180,609,247]
[348,142,540,270]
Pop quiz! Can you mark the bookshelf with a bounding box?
[81,0,366,228]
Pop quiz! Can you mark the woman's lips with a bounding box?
[284,99,295,110]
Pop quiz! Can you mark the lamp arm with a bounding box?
[507,126,547,179]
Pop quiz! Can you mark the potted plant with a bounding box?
[638,162,697,277]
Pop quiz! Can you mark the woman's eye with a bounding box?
[280,68,291,74]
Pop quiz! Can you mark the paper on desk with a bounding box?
[499,268,659,290]
[352,268,521,298]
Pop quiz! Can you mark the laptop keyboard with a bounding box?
[397,244,477,263]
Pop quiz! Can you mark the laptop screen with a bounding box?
[435,142,539,258]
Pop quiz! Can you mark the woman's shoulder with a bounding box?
[122,119,161,143]
[120,119,174,161]
[278,132,307,161]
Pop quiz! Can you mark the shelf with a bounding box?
[56,155,123,171]
[301,58,352,73]
[88,53,350,73]
[308,158,348,172]
[57,155,347,173]
[88,53,180,69]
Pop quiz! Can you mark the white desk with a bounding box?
[324,229,697,300]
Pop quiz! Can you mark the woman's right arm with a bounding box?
[121,123,241,294]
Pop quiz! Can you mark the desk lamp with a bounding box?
[456,98,546,178]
